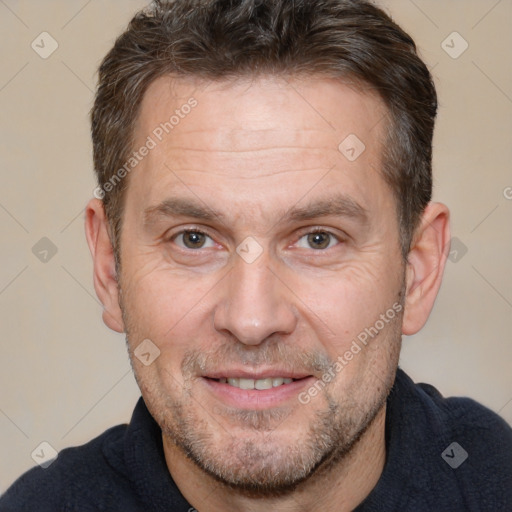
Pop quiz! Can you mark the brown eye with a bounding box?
[296,231,339,250]
[184,231,206,248]
[174,230,214,250]
[307,232,332,250]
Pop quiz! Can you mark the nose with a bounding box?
[213,254,298,346]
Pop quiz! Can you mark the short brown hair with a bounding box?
[91,0,437,262]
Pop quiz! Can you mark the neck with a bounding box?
[163,404,387,512]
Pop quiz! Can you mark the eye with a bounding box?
[173,230,216,250]
[296,230,340,250]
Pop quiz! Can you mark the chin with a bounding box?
[158,388,386,498]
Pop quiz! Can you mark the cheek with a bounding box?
[121,272,207,392]
[121,264,216,349]
[300,261,401,356]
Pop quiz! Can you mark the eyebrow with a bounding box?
[144,198,225,225]
[143,194,368,227]
[286,195,368,225]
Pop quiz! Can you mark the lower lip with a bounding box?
[201,377,316,409]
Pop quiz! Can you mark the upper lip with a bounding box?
[203,369,312,380]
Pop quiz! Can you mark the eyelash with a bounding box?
[169,226,344,252]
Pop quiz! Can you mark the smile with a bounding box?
[202,375,315,409]
[217,377,294,390]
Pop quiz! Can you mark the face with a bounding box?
[117,76,405,493]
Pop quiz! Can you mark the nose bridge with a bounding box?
[213,253,297,345]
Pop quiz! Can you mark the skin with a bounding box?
[85,75,450,511]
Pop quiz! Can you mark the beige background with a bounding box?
[1,0,511,493]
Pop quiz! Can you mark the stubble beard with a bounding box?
[126,333,401,498]
[159,384,392,498]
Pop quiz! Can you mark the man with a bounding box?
[1,0,511,510]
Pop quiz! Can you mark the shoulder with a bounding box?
[415,378,512,451]
[393,369,512,441]
[391,370,512,510]
[0,424,132,512]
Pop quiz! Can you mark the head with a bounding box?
[86,0,449,496]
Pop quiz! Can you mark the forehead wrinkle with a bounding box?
[144,126,342,155]
[162,146,340,180]
[167,127,336,145]
[160,145,336,153]
[168,167,336,179]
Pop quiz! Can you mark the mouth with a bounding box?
[201,373,315,409]
[207,376,302,390]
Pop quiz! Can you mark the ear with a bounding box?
[402,202,450,335]
[84,198,125,333]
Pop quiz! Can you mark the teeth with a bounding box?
[239,378,254,390]
[221,377,295,390]
[255,378,273,390]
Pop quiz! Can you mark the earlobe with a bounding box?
[402,202,450,335]
[84,198,125,333]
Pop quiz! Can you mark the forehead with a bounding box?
[127,74,392,225]
[137,74,386,149]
